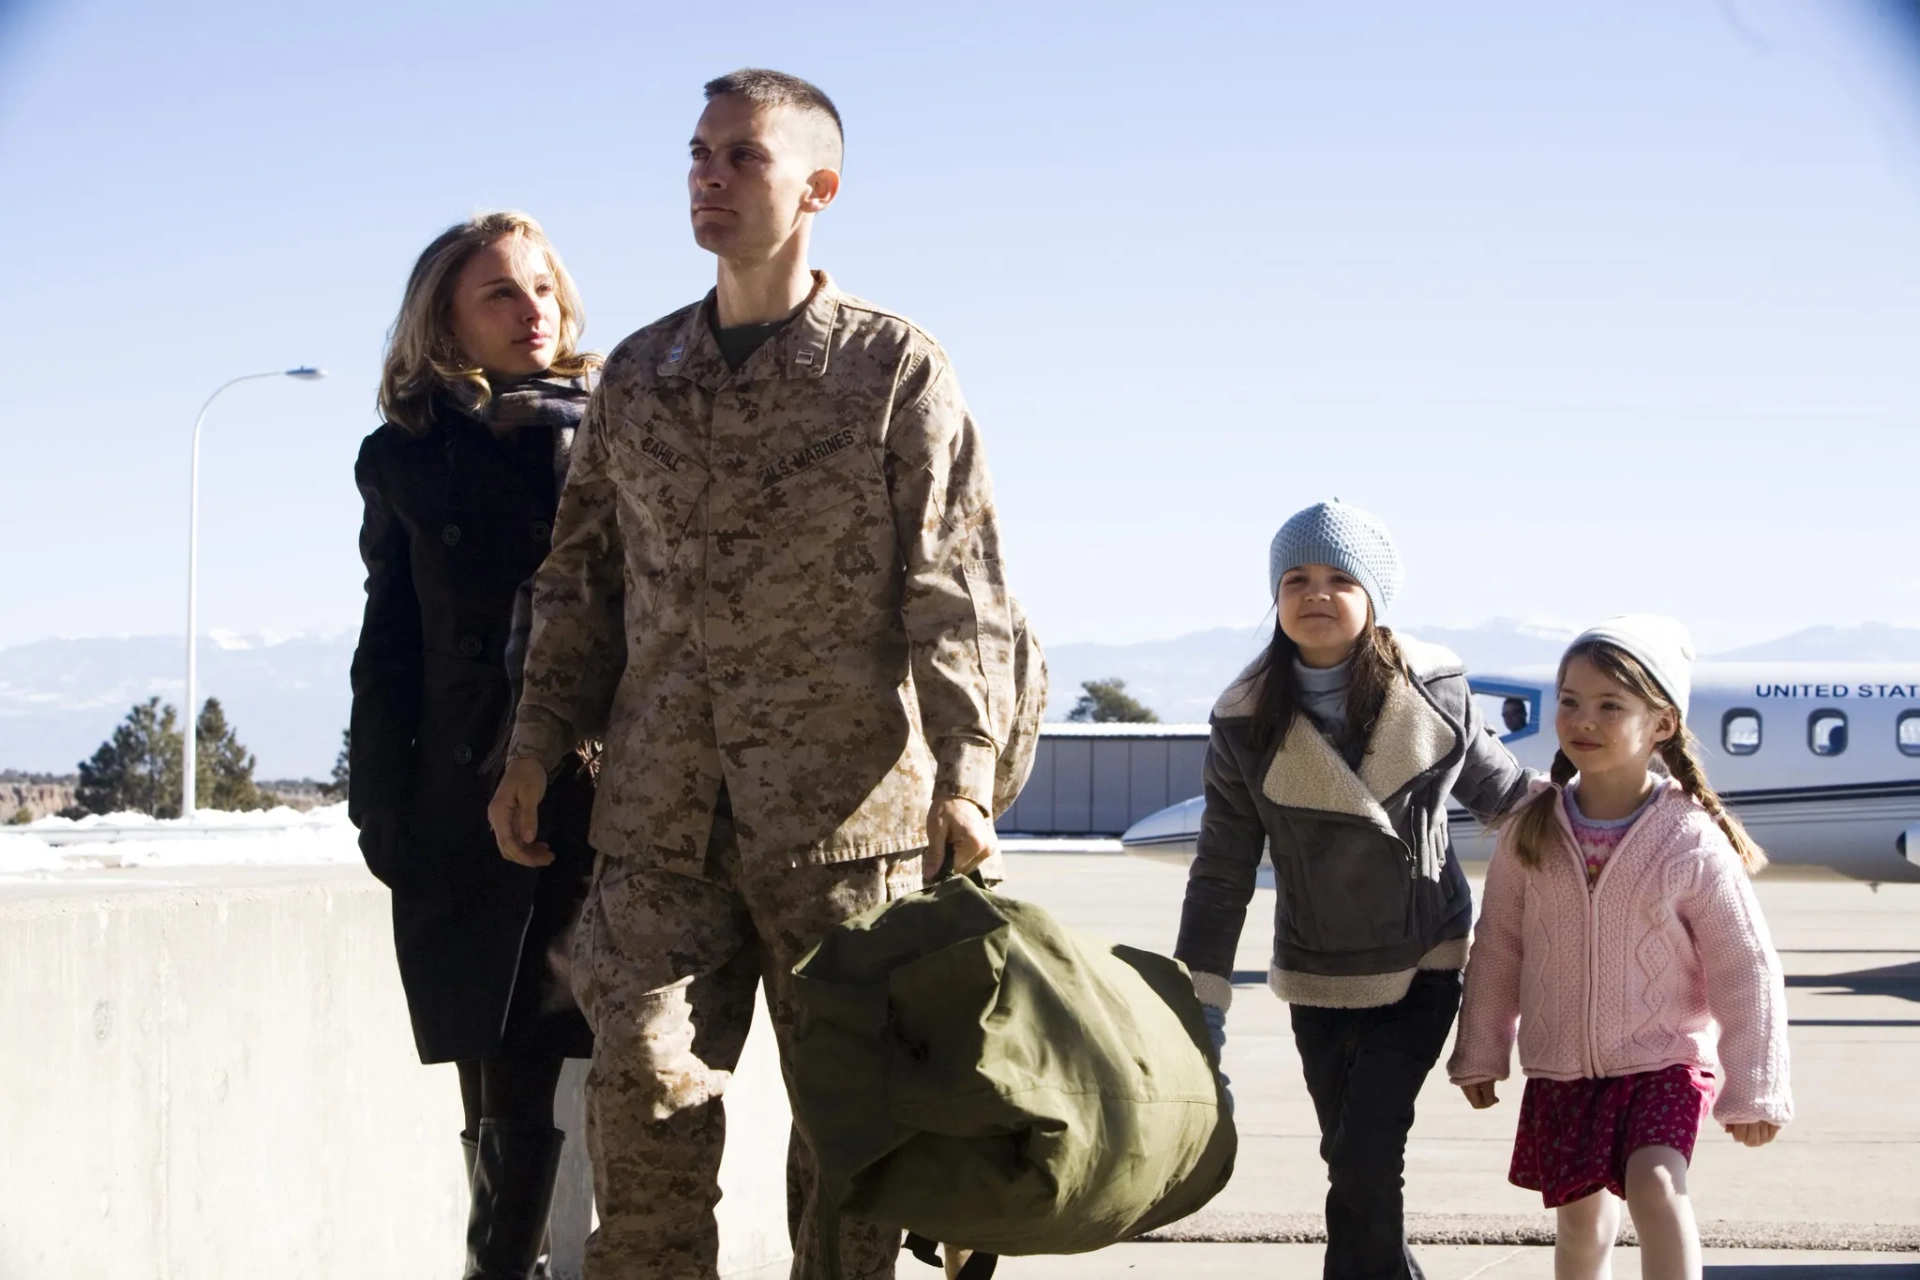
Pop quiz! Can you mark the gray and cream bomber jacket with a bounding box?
[1175,636,1534,1010]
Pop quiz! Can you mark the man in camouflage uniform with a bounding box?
[488,69,1015,1280]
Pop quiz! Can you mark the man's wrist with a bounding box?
[506,708,571,774]
[934,740,997,812]
[935,791,990,817]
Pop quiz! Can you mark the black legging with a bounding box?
[457,1053,566,1134]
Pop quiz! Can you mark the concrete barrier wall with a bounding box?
[0,865,791,1280]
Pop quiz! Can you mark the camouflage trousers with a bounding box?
[570,811,923,1280]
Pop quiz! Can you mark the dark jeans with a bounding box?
[1290,969,1463,1280]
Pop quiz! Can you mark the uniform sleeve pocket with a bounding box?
[962,557,1015,734]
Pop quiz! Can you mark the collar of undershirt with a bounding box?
[708,306,799,372]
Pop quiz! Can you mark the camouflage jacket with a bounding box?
[507,273,1016,871]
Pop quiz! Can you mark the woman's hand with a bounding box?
[489,758,553,866]
[1460,1081,1500,1109]
[1725,1121,1780,1147]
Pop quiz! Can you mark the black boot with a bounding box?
[464,1120,565,1280]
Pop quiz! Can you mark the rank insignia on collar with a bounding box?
[668,343,684,363]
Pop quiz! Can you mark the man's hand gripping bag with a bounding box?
[788,875,1236,1276]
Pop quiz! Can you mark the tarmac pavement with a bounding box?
[1000,1244,1920,1278]
[965,851,1920,1279]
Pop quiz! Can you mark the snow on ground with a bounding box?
[0,835,65,873]
[0,803,360,875]
[999,837,1122,854]
[0,805,1124,879]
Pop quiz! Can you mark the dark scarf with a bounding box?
[449,373,590,473]
[464,373,595,774]
[454,372,591,433]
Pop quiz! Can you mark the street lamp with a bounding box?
[183,366,328,820]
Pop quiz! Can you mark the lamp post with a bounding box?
[183,366,327,820]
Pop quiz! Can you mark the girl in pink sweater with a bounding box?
[1448,615,1791,1280]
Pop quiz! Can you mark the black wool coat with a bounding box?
[348,403,595,1064]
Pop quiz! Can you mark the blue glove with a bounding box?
[1201,1002,1227,1057]
[1200,1003,1234,1114]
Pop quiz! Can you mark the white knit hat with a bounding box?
[1571,614,1696,721]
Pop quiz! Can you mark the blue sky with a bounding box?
[1,0,1916,653]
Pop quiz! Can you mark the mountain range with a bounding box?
[7,622,1920,777]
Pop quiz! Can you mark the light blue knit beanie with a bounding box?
[1268,500,1404,619]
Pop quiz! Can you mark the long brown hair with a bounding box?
[1245,611,1407,756]
[377,211,599,434]
[1501,640,1767,874]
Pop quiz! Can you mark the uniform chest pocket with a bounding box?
[752,429,883,532]
[604,415,709,612]
[606,420,708,534]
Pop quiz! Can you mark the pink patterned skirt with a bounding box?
[1509,1064,1717,1207]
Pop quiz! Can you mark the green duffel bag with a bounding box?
[788,874,1236,1277]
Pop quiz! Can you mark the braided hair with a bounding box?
[1658,729,1767,872]
[1502,746,1578,871]
[1499,640,1767,874]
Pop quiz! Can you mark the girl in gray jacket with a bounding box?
[1175,500,1533,1280]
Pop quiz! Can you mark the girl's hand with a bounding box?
[1460,1081,1499,1109]
[1725,1121,1779,1147]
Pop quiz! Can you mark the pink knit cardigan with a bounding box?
[1448,780,1793,1127]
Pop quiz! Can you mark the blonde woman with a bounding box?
[349,211,600,1279]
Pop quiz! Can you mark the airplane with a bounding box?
[1120,662,1920,884]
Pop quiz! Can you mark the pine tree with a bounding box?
[75,697,184,818]
[70,697,275,817]
[1065,678,1160,724]
[320,728,350,801]
[195,698,274,812]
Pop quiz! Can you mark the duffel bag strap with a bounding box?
[902,1232,942,1268]
[928,842,991,889]
[901,1233,998,1279]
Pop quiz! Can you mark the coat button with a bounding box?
[452,744,473,766]
[441,524,462,546]
[458,635,482,658]
[530,520,551,541]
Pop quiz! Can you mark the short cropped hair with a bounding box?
[703,68,844,170]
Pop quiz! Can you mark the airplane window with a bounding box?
[1722,709,1762,757]
[1898,711,1920,758]
[1501,697,1530,734]
[1808,709,1848,757]
[1469,683,1541,742]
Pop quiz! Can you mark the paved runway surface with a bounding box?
[1001,1244,1920,1278]
[965,851,1920,1279]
